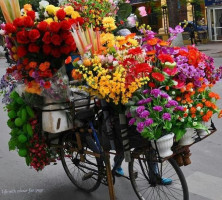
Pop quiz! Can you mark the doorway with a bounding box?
[207,7,222,41]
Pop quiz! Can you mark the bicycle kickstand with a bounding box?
[104,153,116,200]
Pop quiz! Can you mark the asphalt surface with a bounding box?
[0,44,222,200]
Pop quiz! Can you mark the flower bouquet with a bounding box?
[1,2,83,96]
[71,32,149,105]
[0,1,86,170]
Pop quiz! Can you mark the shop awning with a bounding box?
[205,0,222,6]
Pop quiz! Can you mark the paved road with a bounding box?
[0,49,222,200]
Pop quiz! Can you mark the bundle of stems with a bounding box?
[0,0,21,23]
[72,25,101,56]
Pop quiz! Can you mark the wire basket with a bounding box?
[69,88,97,127]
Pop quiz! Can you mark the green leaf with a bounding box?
[132,96,140,103]
[168,79,177,87]
[136,118,143,123]
[26,156,31,166]
[193,122,208,130]
[109,47,116,54]
[8,138,17,151]
[117,3,132,20]
[125,100,135,107]
[155,129,162,140]
[173,128,186,141]
[153,67,161,73]
[188,117,192,122]
[151,123,158,127]
[129,106,137,116]
[165,121,172,130]
[160,72,170,84]
[141,127,154,140]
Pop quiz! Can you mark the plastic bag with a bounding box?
[41,66,71,101]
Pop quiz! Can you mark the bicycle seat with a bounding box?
[75,108,95,121]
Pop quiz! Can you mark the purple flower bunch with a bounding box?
[150,89,161,98]
[129,105,154,132]
[162,113,171,121]
[153,106,163,112]
[127,88,184,136]
[165,100,178,108]
[176,61,207,87]
[174,52,222,88]
[168,25,184,42]
[137,98,152,105]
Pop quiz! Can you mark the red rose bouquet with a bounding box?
[1,3,84,96]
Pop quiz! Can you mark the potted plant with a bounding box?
[126,88,185,157]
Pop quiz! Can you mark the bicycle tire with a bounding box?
[129,150,189,200]
[60,132,102,192]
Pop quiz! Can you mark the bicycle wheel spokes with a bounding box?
[60,133,102,192]
[129,154,189,200]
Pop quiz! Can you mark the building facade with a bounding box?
[130,0,221,41]
[206,0,222,41]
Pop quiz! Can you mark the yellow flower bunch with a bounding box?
[44,18,54,24]
[100,32,115,45]
[102,17,117,32]
[45,5,59,15]
[64,6,74,15]
[128,38,139,46]
[74,60,143,105]
[44,5,80,22]
[71,11,80,19]
[100,32,139,50]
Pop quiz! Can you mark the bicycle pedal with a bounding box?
[114,172,122,177]
[82,172,94,181]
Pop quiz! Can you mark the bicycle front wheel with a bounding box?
[60,132,102,192]
[129,152,189,200]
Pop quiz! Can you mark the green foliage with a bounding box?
[26,106,35,118]
[8,138,17,151]
[6,91,36,161]
[18,149,28,157]
[25,156,31,166]
[148,1,162,16]
[8,110,17,119]
[15,118,24,127]
[117,3,132,21]
[18,134,28,143]
[172,128,186,141]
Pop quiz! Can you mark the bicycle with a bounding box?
[55,91,193,200]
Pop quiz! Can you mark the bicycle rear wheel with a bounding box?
[129,150,189,200]
[60,132,102,192]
